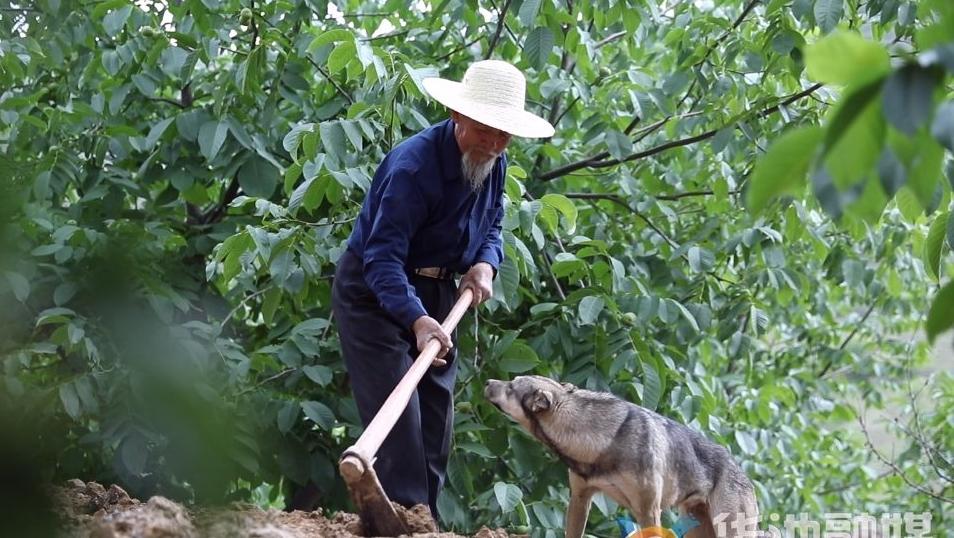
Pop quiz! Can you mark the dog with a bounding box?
[484,375,760,538]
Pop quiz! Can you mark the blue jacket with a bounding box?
[346,119,506,328]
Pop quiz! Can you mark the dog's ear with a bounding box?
[529,389,553,413]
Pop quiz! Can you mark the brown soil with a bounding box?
[53,480,520,538]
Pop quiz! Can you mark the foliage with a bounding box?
[2,0,952,536]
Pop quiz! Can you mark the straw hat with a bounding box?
[422,60,555,139]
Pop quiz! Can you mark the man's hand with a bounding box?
[459,262,494,308]
[412,315,453,366]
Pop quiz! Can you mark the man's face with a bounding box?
[451,111,512,164]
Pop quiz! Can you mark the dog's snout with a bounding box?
[484,379,504,399]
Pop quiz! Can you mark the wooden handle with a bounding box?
[340,288,474,470]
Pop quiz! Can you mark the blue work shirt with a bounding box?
[346,119,506,329]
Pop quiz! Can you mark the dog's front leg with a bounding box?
[565,471,593,538]
[633,493,663,532]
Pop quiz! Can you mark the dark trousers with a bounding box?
[331,249,458,521]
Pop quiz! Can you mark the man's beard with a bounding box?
[461,152,497,191]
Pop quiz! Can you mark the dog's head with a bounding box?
[484,375,577,428]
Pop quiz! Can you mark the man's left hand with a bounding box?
[459,262,494,307]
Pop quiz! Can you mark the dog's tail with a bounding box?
[707,467,761,538]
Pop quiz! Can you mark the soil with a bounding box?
[53,480,521,538]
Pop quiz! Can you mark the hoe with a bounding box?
[339,289,473,536]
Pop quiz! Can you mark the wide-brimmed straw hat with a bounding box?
[422,60,555,139]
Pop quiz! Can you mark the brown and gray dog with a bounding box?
[485,375,760,538]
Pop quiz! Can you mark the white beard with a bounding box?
[461,152,497,191]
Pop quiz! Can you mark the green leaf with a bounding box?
[132,73,156,97]
[5,271,30,302]
[308,28,353,52]
[908,138,944,208]
[328,40,355,74]
[238,156,279,198]
[68,323,85,345]
[107,83,131,113]
[949,206,954,251]
[283,123,315,160]
[145,117,174,149]
[302,365,333,386]
[175,109,207,142]
[926,281,954,342]
[498,255,520,308]
[341,120,363,151]
[319,121,347,165]
[895,186,923,222]
[404,64,440,96]
[667,299,700,331]
[640,361,662,411]
[578,295,605,325]
[74,377,97,413]
[688,246,714,273]
[498,342,539,373]
[277,401,298,434]
[923,211,950,280]
[747,126,824,212]
[120,434,147,475]
[160,47,189,79]
[494,482,523,513]
[931,100,954,152]
[878,147,907,196]
[735,430,758,455]
[54,282,77,306]
[820,77,884,161]
[198,120,229,162]
[59,383,81,420]
[605,130,633,161]
[540,193,577,233]
[301,401,335,430]
[813,0,844,33]
[823,87,885,190]
[523,27,554,70]
[92,0,125,19]
[518,0,542,26]
[882,64,943,135]
[236,46,266,95]
[849,174,890,223]
[260,286,281,324]
[805,31,890,86]
[102,5,132,37]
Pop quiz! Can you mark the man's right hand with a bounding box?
[411,315,453,366]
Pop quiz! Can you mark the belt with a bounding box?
[412,267,454,280]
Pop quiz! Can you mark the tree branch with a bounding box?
[566,189,741,202]
[564,193,679,249]
[221,286,272,329]
[856,411,954,504]
[485,0,513,59]
[437,35,484,62]
[819,300,878,377]
[361,29,410,41]
[891,416,954,484]
[538,83,823,182]
[146,96,187,108]
[250,0,259,47]
[595,31,627,48]
[202,176,241,225]
[305,56,355,105]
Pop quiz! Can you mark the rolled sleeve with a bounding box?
[362,168,429,329]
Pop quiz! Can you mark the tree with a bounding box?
[1,0,951,535]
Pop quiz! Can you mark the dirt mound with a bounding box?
[53,480,519,538]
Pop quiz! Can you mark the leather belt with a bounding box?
[413,267,454,280]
